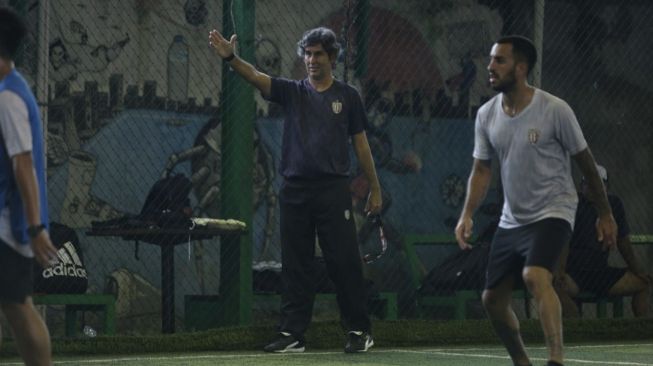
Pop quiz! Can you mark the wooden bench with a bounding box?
[253,292,398,320]
[33,294,116,336]
[403,234,532,320]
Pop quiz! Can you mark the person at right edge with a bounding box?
[555,165,650,318]
[454,35,617,366]
[208,27,381,353]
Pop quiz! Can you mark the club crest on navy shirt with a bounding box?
[528,128,540,144]
[332,100,342,114]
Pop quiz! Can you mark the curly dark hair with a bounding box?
[296,27,340,60]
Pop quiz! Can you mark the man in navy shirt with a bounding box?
[210,27,381,353]
[556,165,650,317]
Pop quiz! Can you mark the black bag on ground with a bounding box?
[34,222,88,294]
[418,243,490,295]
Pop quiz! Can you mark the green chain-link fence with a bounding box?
[3,0,651,336]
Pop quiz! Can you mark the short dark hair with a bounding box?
[496,35,537,75]
[0,7,27,60]
[296,27,340,60]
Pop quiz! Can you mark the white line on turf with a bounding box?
[0,343,649,365]
[2,352,349,365]
[393,349,653,366]
[415,343,653,352]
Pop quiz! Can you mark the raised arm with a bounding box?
[455,158,492,250]
[209,29,272,98]
[572,148,617,250]
[352,132,382,215]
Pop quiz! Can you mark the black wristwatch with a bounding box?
[27,224,46,239]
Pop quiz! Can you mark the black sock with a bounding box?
[547,361,563,366]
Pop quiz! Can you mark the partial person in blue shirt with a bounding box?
[0,6,58,366]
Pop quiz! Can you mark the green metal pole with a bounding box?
[220,0,255,326]
[354,0,369,78]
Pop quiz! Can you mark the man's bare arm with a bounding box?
[616,235,645,274]
[572,148,610,216]
[12,152,58,267]
[12,153,40,227]
[572,148,617,249]
[455,159,492,249]
[352,132,382,215]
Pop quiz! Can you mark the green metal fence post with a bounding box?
[219,0,255,326]
[354,0,369,79]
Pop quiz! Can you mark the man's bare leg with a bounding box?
[608,272,650,317]
[554,274,580,318]
[483,275,531,366]
[2,298,52,366]
[523,266,563,364]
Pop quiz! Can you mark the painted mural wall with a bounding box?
[15,0,650,328]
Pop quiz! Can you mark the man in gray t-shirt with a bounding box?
[455,36,617,366]
[474,88,586,228]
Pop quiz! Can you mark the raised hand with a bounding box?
[209,29,237,59]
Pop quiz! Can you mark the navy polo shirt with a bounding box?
[266,77,367,179]
[567,193,629,270]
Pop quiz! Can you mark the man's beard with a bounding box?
[492,70,517,93]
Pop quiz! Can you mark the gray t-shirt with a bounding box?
[473,88,587,228]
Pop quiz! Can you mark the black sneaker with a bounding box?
[263,332,305,353]
[344,331,374,353]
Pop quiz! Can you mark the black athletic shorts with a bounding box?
[0,240,34,303]
[568,267,626,296]
[486,218,572,290]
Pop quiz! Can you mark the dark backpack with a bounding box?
[34,222,88,294]
[418,243,490,296]
[139,173,192,228]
